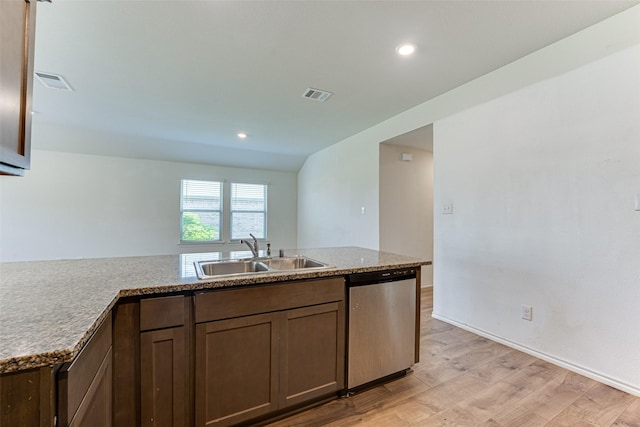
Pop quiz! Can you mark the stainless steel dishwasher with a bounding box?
[347,267,417,391]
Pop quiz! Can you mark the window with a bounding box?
[180,179,267,243]
[230,183,267,240]
[180,180,222,242]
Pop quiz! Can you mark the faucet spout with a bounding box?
[240,233,259,258]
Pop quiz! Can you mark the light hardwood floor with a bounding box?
[267,287,640,427]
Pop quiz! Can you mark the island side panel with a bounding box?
[0,366,55,427]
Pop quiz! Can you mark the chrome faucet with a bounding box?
[240,233,259,258]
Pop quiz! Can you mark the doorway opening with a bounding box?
[379,124,433,286]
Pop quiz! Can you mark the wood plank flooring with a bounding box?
[267,288,640,427]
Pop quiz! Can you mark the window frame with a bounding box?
[179,179,268,244]
[180,179,223,243]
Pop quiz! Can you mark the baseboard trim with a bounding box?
[431,312,640,397]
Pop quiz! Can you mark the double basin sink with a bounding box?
[194,256,330,279]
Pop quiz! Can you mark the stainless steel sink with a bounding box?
[194,256,329,279]
[260,256,327,270]
[195,259,269,278]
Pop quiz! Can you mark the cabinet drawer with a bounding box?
[195,277,345,323]
[140,295,186,331]
[58,312,112,425]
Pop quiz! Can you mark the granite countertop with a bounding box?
[0,247,430,374]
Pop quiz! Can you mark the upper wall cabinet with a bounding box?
[0,0,37,176]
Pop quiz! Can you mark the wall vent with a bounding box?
[302,87,332,102]
[35,71,73,91]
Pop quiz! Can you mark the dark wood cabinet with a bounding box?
[194,277,346,427]
[141,326,188,427]
[279,302,345,408]
[139,295,192,427]
[67,349,112,427]
[195,313,279,426]
[112,300,141,427]
[0,366,55,427]
[0,0,36,176]
[58,313,112,427]
[113,294,193,427]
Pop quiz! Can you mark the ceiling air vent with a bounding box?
[35,72,73,91]
[302,87,332,102]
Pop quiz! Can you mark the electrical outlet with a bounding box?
[521,305,533,321]
[443,202,453,214]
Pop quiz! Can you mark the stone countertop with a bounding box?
[0,247,429,374]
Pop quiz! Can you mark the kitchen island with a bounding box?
[0,247,430,426]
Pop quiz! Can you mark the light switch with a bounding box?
[635,194,640,211]
[361,206,366,215]
[443,202,453,215]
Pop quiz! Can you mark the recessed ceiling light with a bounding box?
[396,43,416,56]
[237,132,247,139]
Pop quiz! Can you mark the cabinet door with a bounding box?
[279,302,345,408]
[0,0,36,175]
[68,348,112,427]
[58,313,112,427]
[141,326,188,427]
[195,313,279,427]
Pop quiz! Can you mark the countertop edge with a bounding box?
[0,296,120,374]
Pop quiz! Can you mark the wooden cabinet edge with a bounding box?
[0,0,37,175]
[40,366,57,427]
[415,268,421,363]
[112,300,141,426]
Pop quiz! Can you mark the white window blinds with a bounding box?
[230,183,267,240]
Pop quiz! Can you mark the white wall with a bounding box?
[0,150,297,261]
[379,143,433,285]
[433,43,640,395]
[297,136,379,249]
[297,6,640,394]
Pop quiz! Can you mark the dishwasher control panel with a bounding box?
[347,267,416,286]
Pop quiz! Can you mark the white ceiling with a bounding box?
[32,0,639,172]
